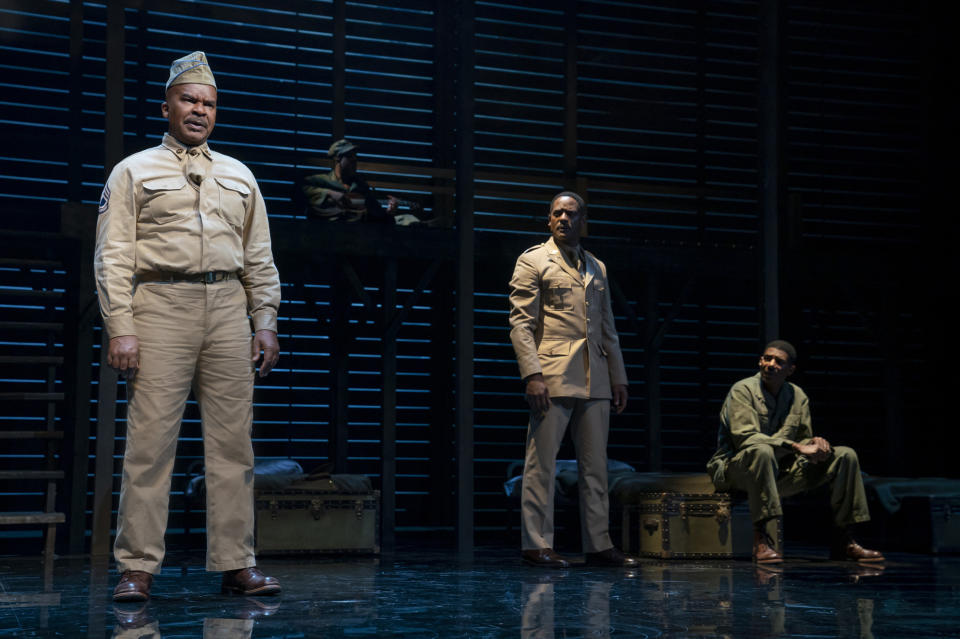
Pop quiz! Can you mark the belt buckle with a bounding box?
[203,271,217,284]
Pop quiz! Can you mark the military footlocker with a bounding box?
[622,492,782,559]
[875,495,960,554]
[255,475,380,555]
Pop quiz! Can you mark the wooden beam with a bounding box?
[563,0,578,183]
[60,203,98,554]
[759,0,784,343]
[454,0,476,556]
[332,0,346,141]
[90,336,118,557]
[68,0,83,202]
[330,272,350,474]
[380,259,397,552]
[644,273,661,472]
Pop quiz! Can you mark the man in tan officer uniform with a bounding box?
[95,52,282,601]
[508,191,636,568]
[707,340,884,564]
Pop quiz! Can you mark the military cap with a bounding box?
[328,139,358,159]
[165,51,217,92]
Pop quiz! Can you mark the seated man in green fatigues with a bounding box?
[302,138,395,223]
[707,340,884,564]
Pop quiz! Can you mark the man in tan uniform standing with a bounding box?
[509,191,636,568]
[95,52,282,601]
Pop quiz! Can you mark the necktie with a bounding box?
[186,148,206,187]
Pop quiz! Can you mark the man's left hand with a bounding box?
[808,436,832,463]
[612,384,628,415]
[252,329,280,378]
[386,195,399,215]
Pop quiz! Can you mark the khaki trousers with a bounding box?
[520,397,612,553]
[114,279,256,574]
[716,443,871,527]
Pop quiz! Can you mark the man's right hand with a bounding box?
[108,335,140,379]
[524,373,551,414]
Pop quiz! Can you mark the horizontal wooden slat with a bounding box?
[0,471,64,480]
[0,431,63,440]
[0,393,64,402]
[0,511,65,525]
[0,356,64,365]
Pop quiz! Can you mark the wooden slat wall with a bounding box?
[779,0,931,476]
[0,0,944,550]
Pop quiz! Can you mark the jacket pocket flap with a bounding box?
[143,176,186,191]
[538,341,571,356]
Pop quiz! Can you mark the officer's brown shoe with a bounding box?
[585,547,639,567]
[221,567,282,596]
[753,530,783,564]
[113,570,153,602]
[522,548,571,568]
[831,540,885,563]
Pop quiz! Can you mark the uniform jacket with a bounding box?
[508,236,628,399]
[94,133,281,338]
[707,372,814,483]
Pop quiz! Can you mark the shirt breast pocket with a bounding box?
[782,414,802,439]
[545,278,574,311]
[213,176,250,230]
[140,176,188,224]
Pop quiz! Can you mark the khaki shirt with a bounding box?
[508,236,628,399]
[707,372,814,481]
[94,133,281,338]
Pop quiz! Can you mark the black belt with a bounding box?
[136,270,238,284]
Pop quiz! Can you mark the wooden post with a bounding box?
[563,0,578,185]
[90,0,126,558]
[454,0,476,556]
[332,0,346,140]
[60,204,97,554]
[380,259,397,551]
[644,273,661,472]
[759,0,784,343]
[330,269,350,473]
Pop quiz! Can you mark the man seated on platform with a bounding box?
[707,340,884,564]
[302,138,396,223]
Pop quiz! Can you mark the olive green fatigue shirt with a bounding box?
[707,372,814,485]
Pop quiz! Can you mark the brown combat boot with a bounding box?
[753,528,783,564]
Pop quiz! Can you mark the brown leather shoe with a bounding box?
[753,530,783,564]
[832,540,885,563]
[113,570,153,602]
[585,547,639,567]
[522,548,571,568]
[221,567,281,596]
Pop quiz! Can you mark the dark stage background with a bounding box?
[0,0,955,555]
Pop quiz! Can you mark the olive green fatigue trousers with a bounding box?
[715,443,871,527]
[113,279,257,574]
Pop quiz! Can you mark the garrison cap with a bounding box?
[328,139,358,159]
[165,51,217,92]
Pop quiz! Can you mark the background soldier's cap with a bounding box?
[328,139,358,159]
[165,51,217,92]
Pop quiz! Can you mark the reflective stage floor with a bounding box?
[2,546,958,638]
